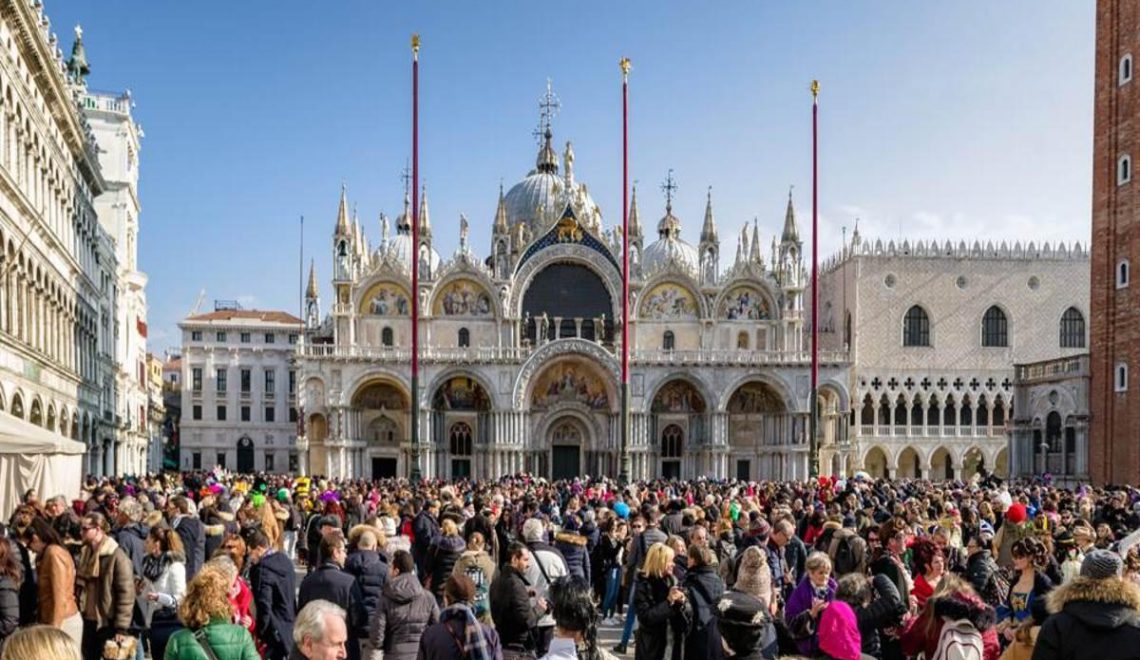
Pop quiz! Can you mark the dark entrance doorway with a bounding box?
[371,457,397,479]
[551,445,580,481]
[451,459,472,478]
[237,437,255,473]
[736,459,751,481]
[662,461,681,479]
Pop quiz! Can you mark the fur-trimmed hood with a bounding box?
[555,531,587,546]
[1046,576,1140,631]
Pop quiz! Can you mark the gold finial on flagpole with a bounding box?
[620,57,631,79]
[811,79,819,98]
[411,33,421,57]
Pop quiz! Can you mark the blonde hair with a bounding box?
[805,551,832,575]
[641,542,675,579]
[441,519,460,537]
[179,565,236,630]
[0,625,80,660]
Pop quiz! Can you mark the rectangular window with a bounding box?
[240,332,251,343]
[288,334,298,344]
[265,406,276,423]
[289,370,296,395]
[241,405,251,422]
[192,405,202,420]
[289,407,298,423]
[216,331,227,342]
[217,405,227,421]
[265,333,276,344]
[265,453,275,472]
[191,330,202,341]
[192,368,202,392]
[289,453,299,472]
[192,452,202,470]
[216,368,227,393]
[241,369,251,393]
[265,370,276,395]
[216,453,226,469]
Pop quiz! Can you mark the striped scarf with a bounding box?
[439,603,492,660]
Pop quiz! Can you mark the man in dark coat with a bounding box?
[346,531,388,647]
[249,530,297,660]
[299,533,359,659]
[490,542,545,660]
[371,549,439,660]
[412,501,441,579]
[111,498,149,578]
[166,495,205,580]
[1033,550,1140,660]
[554,514,591,585]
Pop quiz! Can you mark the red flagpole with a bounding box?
[619,58,631,484]
[809,80,820,478]
[410,34,422,481]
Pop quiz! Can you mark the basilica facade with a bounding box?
[296,129,851,482]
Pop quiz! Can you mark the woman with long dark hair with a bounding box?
[141,525,187,660]
[542,575,607,660]
[20,518,81,646]
[995,537,1053,644]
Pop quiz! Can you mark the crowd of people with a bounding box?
[0,470,1139,660]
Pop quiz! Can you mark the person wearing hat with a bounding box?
[716,588,773,660]
[1033,549,1140,660]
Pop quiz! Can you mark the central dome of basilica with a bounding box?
[502,129,601,236]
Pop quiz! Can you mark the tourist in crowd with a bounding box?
[205,555,254,635]
[248,529,297,660]
[346,529,388,652]
[164,564,260,659]
[596,519,626,625]
[522,517,569,657]
[680,544,725,660]
[111,497,148,578]
[900,574,1000,660]
[834,572,906,660]
[634,543,684,660]
[0,537,22,648]
[371,550,439,660]
[298,532,357,659]
[614,511,665,656]
[995,537,1054,641]
[76,512,135,660]
[908,538,944,611]
[490,543,544,660]
[166,497,206,582]
[294,600,350,660]
[452,531,496,623]
[542,575,612,660]
[417,574,502,660]
[426,519,466,604]
[141,525,187,660]
[0,625,83,660]
[1034,549,1140,660]
[413,500,442,579]
[785,551,838,657]
[21,517,83,645]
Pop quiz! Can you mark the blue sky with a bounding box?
[47,2,1094,353]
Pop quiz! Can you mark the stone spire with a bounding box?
[628,184,643,243]
[563,141,575,188]
[493,183,509,233]
[734,232,744,268]
[536,128,559,174]
[306,259,319,299]
[66,24,90,85]
[741,224,750,259]
[701,186,718,243]
[751,218,762,263]
[418,184,433,239]
[781,187,800,243]
[380,213,390,248]
[397,189,412,232]
[334,183,350,236]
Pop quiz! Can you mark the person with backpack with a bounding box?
[679,545,725,660]
[828,526,868,579]
[452,532,496,624]
[899,574,999,660]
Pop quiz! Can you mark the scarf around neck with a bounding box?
[78,535,119,581]
[440,603,492,660]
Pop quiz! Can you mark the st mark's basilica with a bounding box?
[296,113,851,482]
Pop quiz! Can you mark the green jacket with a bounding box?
[164,621,260,660]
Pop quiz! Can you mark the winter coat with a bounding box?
[77,536,135,633]
[35,542,78,627]
[489,564,539,651]
[251,550,297,660]
[427,535,466,602]
[554,531,591,584]
[997,570,1053,626]
[965,549,1002,606]
[785,575,838,657]
[147,553,188,618]
[900,591,1000,660]
[371,572,440,660]
[523,541,569,628]
[298,561,356,613]
[681,565,725,660]
[416,605,503,660]
[413,511,441,577]
[173,516,206,581]
[164,620,261,660]
[849,574,906,659]
[1033,576,1140,660]
[0,575,18,643]
[627,527,668,574]
[634,575,683,660]
[113,522,149,578]
[347,549,389,638]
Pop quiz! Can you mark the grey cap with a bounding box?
[1080,549,1124,579]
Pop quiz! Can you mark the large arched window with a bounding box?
[903,305,930,347]
[661,424,683,458]
[1060,307,1086,348]
[982,306,1008,347]
[458,327,470,348]
[381,327,394,347]
[449,422,473,456]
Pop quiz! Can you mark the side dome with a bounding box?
[642,208,698,276]
[386,233,440,274]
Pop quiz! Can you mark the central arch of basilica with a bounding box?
[296,124,850,480]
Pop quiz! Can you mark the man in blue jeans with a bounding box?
[614,510,666,654]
